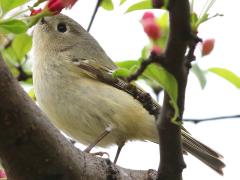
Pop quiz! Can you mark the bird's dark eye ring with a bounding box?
[57,23,67,33]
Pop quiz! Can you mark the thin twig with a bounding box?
[127,53,165,82]
[184,114,240,124]
[87,0,103,32]
[185,33,202,68]
[152,0,164,8]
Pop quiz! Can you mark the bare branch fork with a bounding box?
[127,53,166,82]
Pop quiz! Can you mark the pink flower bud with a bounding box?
[141,12,155,21]
[202,39,215,56]
[142,19,161,40]
[151,46,162,55]
[30,8,42,16]
[0,169,6,178]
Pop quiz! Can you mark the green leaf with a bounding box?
[0,0,28,15]
[163,0,169,9]
[191,13,198,23]
[208,68,240,88]
[0,19,27,34]
[116,60,138,69]
[144,78,163,94]
[120,0,126,5]
[143,64,180,124]
[12,33,32,62]
[2,47,20,76]
[190,12,198,30]
[156,12,169,28]
[191,64,207,89]
[196,13,209,27]
[141,46,149,59]
[28,88,36,101]
[2,46,18,65]
[144,64,177,102]
[112,68,131,78]
[101,0,114,10]
[129,64,140,74]
[155,12,169,48]
[126,0,152,13]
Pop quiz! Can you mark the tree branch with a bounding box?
[156,0,192,179]
[184,114,240,124]
[127,53,166,82]
[87,0,103,32]
[0,55,157,179]
[185,34,202,68]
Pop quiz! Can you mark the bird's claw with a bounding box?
[91,151,110,158]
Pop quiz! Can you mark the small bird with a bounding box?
[32,14,225,174]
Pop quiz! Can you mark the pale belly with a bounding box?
[33,69,157,147]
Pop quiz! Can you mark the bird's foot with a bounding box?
[88,151,110,159]
[92,151,110,158]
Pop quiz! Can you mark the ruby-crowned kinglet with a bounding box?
[32,14,224,174]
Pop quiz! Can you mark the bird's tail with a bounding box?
[181,130,225,175]
[148,128,225,175]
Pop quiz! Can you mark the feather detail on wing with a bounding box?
[69,58,225,175]
[70,58,161,118]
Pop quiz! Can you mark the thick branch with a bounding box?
[0,56,156,179]
[156,0,192,179]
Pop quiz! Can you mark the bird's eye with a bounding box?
[57,23,67,33]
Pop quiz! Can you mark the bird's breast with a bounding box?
[33,60,156,147]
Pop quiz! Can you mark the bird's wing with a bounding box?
[69,58,225,174]
[69,58,160,117]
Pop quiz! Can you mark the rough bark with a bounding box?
[0,56,156,179]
